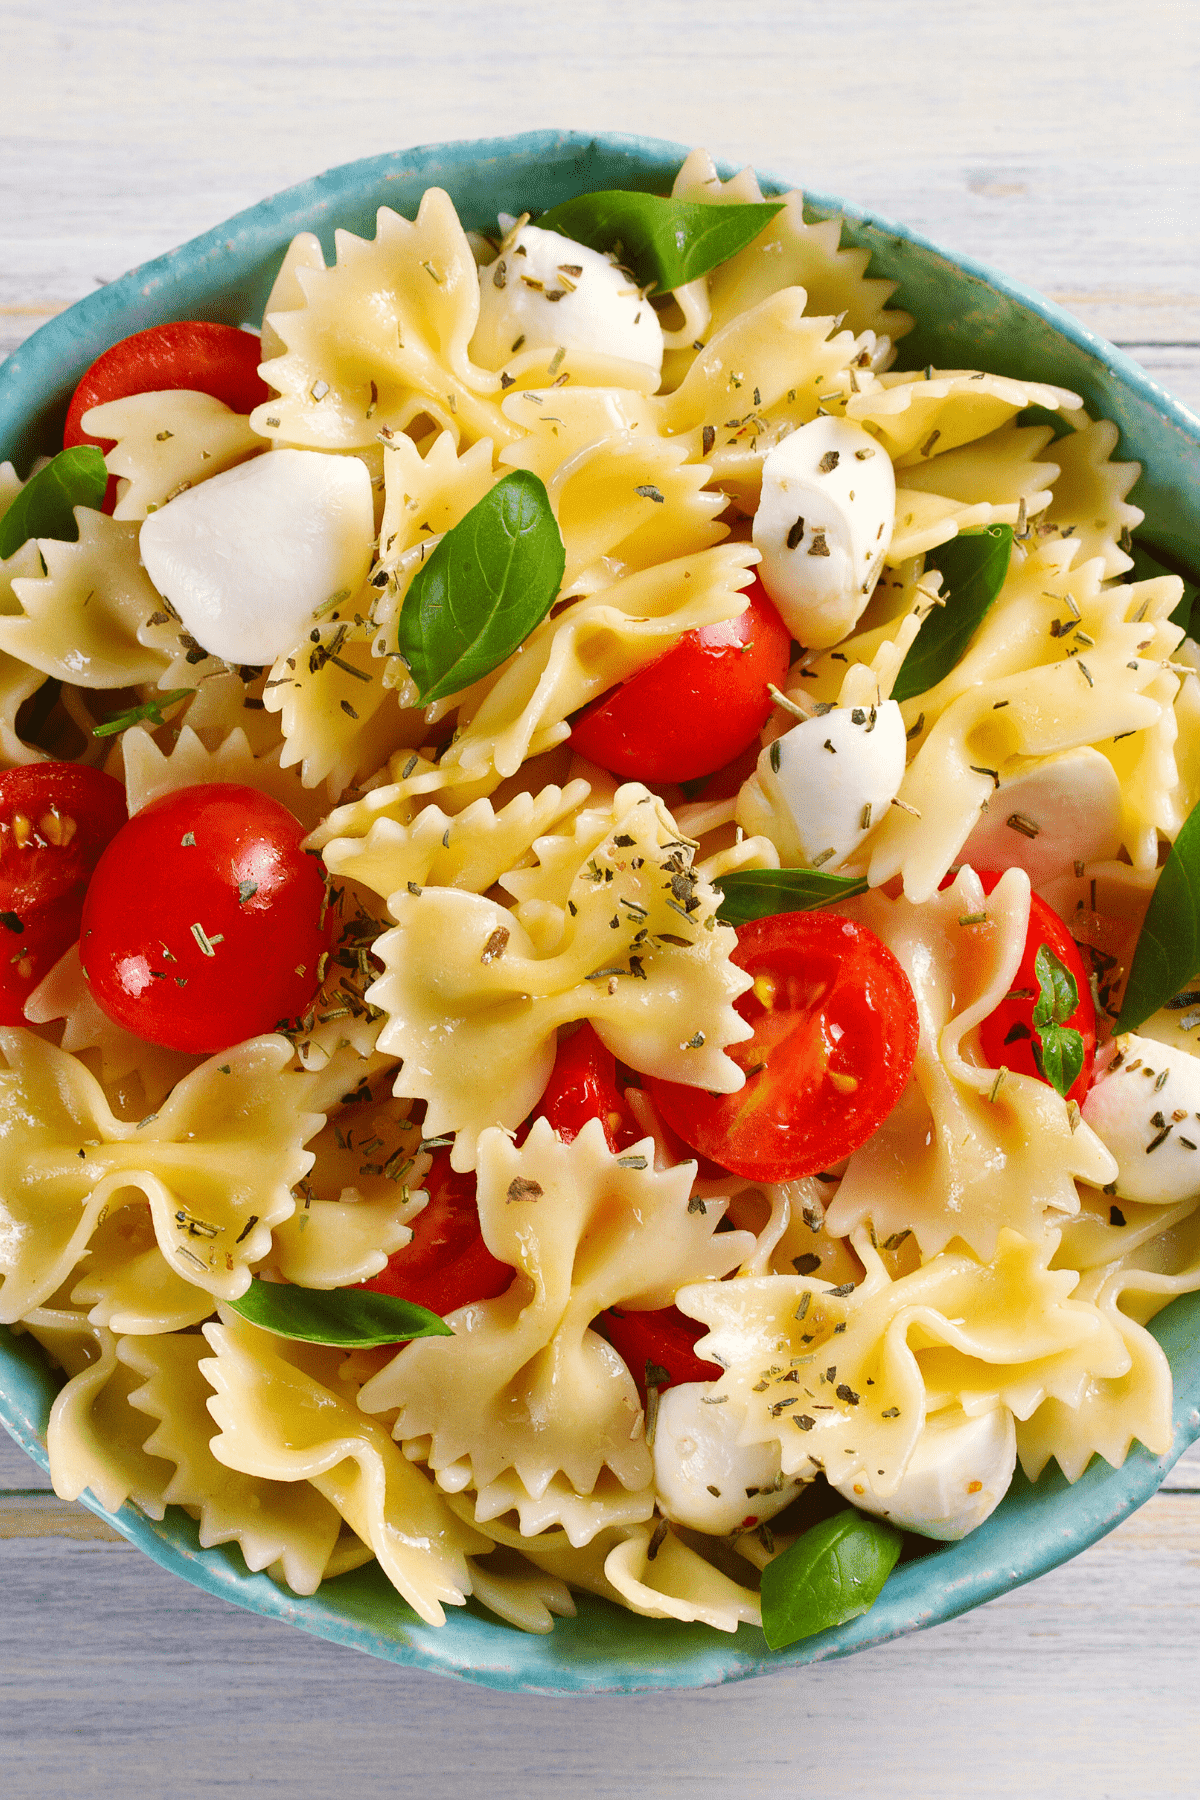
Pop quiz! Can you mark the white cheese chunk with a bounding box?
[735,700,907,869]
[1081,1033,1200,1203]
[471,224,663,383]
[833,1405,1016,1542]
[653,1381,806,1536]
[139,448,375,666]
[958,748,1123,887]
[752,416,895,648]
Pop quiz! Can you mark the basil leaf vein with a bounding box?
[536,191,784,296]
[714,867,868,925]
[395,470,565,706]
[760,1507,903,1650]
[226,1277,453,1347]
[0,445,108,561]
[1116,796,1200,1033]
[1031,941,1085,1098]
[890,524,1014,705]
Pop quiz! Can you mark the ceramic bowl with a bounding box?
[2,129,1199,1695]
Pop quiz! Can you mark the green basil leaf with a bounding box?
[1126,537,1200,637]
[714,867,868,925]
[890,524,1014,705]
[0,446,108,561]
[395,470,565,705]
[1116,796,1200,1033]
[536,191,784,296]
[225,1278,453,1347]
[760,1507,903,1649]
[1031,943,1084,1098]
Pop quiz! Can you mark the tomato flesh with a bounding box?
[569,576,791,783]
[362,1150,512,1316]
[600,1305,722,1398]
[532,1022,641,1152]
[649,911,920,1183]
[974,872,1096,1104]
[63,322,271,512]
[0,762,128,1023]
[80,783,330,1053]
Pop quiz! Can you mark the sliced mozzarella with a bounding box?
[1081,1033,1200,1203]
[735,700,906,869]
[652,1381,806,1536]
[139,449,375,666]
[471,224,663,383]
[833,1405,1016,1542]
[959,748,1122,887]
[752,417,895,648]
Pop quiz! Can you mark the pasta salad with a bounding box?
[2,146,1199,1646]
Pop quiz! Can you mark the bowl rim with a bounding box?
[2,127,1200,1694]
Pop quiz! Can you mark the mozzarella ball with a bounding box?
[958,748,1123,887]
[139,448,375,666]
[833,1405,1016,1541]
[653,1381,807,1536]
[753,416,895,648]
[736,699,907,869]
[471,224,663,383]
[1082,1033,1200,1203]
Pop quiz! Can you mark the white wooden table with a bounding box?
[2,3,1199,1794]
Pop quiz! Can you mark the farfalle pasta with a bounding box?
[2,147,1199,1652]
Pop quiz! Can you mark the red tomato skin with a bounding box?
[649,911,920,1184]
[79,783,330,1054]
[600,1305,722,1397]
[362,1151,512,1316]
[63,323,271,512]
[532,1022,640,1152]
[0,762,128,1024]
[569,576,792,783]
[973,872,1096,1104]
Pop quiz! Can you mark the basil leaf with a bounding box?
[890,524,1014,705]
[395,470,565,705]
[0,446,108,561]
[1126,538,1200,637]
[760,1507,903,1649]
[1031,941,1085,1098]
[225,1277,453,1347]
[1116,796,1200,1033]
[536,191,784,296]
[714,867,868,925]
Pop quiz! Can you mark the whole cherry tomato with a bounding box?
[0,762,128,1023]
[649,910,919,1183]
[569,575,791,783]
[600,1305,722,1399]
[361,1150,513,1316]
[532,1022,641,1152]
[974,871,1096,1104]
[79,783,330,1053]
[63,322,271,512]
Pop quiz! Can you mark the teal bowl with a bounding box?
[2,130,1199,1694]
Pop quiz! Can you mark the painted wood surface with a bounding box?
[1,2,1198,1795]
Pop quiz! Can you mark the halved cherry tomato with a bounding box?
[0,762,128,1023]
[600,1305,722,1398]
[531,1022,641,1152]
[569,575,791,783]
[361,1150,512,1316]
[649,911,919,1183]
[63,323,271,512]
[79,783,330,1054]
[973,871,1096,1104]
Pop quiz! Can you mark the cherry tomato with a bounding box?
[79,783,330,1054]
[532,1022,641,1152]
[974,871,1096,1104]
[0,762,128,1024]
[648,911,919,1183]
[63,323,271,512]
[600,1305,722,1399]
[361,1151,512,1316]
[569,575,791,783]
